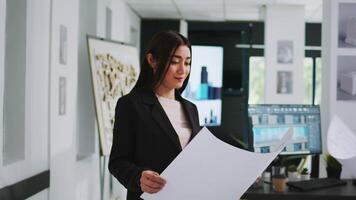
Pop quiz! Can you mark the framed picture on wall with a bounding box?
[276,71,293,94]
[58,76,66,115]
[338,3,356,48]
[59,25,68,65]
[277,40,293,64]
[87,36,140,156]
[337,56,356,101]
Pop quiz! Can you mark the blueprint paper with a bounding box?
[141,127,293,200]
[327,115,356,179]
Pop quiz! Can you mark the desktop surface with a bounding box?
[242,179,356,200]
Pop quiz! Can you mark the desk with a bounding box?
[241,180,356,200]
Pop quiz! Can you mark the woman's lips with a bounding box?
[175,77,184,82]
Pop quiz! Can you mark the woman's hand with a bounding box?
[140,170,166,194]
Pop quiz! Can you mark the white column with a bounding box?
[180,19,188,37]
[264,5,305,104]
[321,0,356,177]
[49,0,80,198]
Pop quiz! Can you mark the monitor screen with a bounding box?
[182,45,223,126]
[248,104,322,155]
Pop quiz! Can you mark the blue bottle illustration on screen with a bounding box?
[197,66,208,100]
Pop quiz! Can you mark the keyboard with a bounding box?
[287,178,347,191]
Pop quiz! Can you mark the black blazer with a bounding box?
[108,88,200,200]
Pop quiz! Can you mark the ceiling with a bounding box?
[123,0,322,22]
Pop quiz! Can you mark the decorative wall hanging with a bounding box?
[87,36,140,155]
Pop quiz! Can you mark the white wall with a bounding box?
[95,1,141,199]
[0,2,5,184]
[27,190,49,200]
[75,0,101,198]
[264,5,305,104]
[96,0,110,38]
[47,0,141,199]
[97,0,141,46]
[1,0,136,199]
[0,0,50,196]
[76,0,97,160]
[49,0,79,198]
[321,0,356,177]
[111,0,141,45]
[180,20,188,37]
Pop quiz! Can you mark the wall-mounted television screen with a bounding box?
[183,45,223,126]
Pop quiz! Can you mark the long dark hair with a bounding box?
[134,30,192,94]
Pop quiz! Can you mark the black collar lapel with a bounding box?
[140,89,182,151]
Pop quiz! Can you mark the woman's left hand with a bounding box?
[140,170,166,194]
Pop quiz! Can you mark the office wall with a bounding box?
[76,0,141,199]
[49,0,80,198]
[96,1,141,199]
[48,0,141,199]
[0,0,139,199]
[0,1,5,180]
[76,0,97,159]
[321,0,356,177]
[180,20,188,37]
[75,0,103,198]
[97,0,141,45]
[0,0,50,197]
[27,191,48,200]
[264,5,305,104]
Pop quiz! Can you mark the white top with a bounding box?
[156,94,192,149]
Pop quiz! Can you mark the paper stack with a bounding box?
[142,127,293,200]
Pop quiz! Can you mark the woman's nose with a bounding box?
[177,62,185,73]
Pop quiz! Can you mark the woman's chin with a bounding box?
[175,84,184,89]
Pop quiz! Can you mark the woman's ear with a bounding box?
[146,53,157,70]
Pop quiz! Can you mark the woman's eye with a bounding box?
[171,60,179,64]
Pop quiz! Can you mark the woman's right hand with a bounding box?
[140,170,166,194]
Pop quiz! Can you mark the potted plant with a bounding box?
[300,168,310,180]
[287,164,299,181]
[325,154,342,179]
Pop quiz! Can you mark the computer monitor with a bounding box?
[248,104,322,155]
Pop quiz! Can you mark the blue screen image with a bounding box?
[248,105,322,155]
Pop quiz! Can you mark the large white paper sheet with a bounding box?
[142,127,293,200]
[327,115,356,179]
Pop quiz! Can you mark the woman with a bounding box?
[108,30,200,200]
